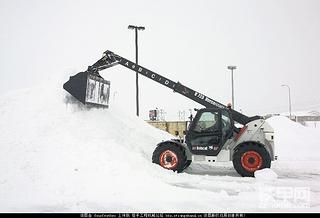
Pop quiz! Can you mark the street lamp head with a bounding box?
[227,66,237,70]
[137,26,145,31]
[128,25,145,31]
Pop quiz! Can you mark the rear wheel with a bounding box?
[152,143,187,173]
[232,143,271,177]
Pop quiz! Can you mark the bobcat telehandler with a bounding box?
[63,50,275,177]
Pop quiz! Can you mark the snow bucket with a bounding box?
[63,72,110,108]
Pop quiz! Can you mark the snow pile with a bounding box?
[0,78,319,212]
[266,116,320,161]
[254,169,278,181]
[0,82,178,212]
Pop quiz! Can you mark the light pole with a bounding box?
[128,25,145,117]
[113,91,118,104]
[281,84,292,120]
[227,66,237,109]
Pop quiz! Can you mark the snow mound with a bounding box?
[254,168,278,181]
[266,116,320,161]
[0,81,180,212]
[0,77,319,212]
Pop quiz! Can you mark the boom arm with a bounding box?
[87,50,261,125]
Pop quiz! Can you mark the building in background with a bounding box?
[146,120,188,139]
[294,111,320,128]
[147,108,189,138]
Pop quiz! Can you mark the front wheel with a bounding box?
[183,160,192,170]
[232,143,271,177]
[152,143,187,173]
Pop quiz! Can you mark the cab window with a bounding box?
[194,111,219,133]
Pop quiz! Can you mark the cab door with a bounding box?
[186,109,223,156]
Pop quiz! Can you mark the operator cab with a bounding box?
[185,108,234,156]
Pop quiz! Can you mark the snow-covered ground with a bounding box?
[0,80,319,212]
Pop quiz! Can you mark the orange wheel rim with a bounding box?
[159,150,179,170]
[241,151,262,172]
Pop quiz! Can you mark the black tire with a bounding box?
[183,160,192,170]
[232,143,271,177]
[152,143,187,173]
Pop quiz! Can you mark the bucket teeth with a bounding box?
[63,72,110,108]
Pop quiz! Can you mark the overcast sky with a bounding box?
[1,0,320,120]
